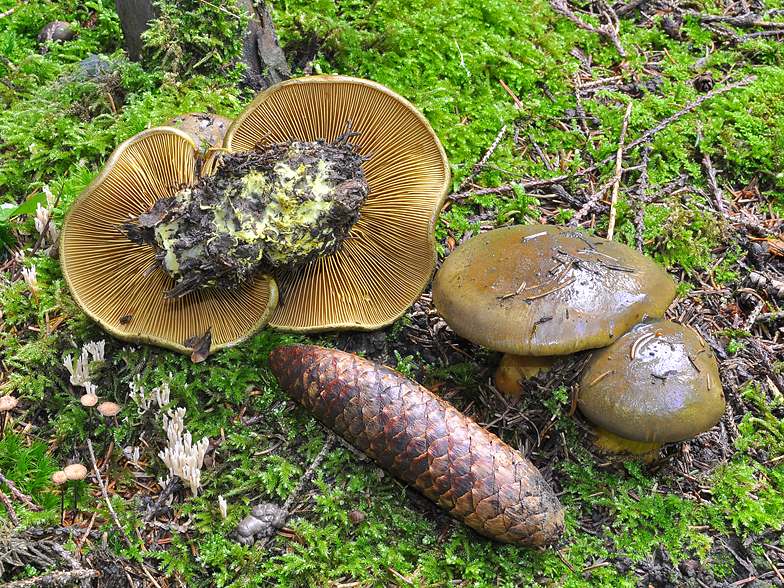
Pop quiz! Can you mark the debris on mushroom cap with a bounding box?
[0,396,18,411]
[37,21,76,46]
[64,463,88,480]
[578,319,725,445]
[432,225,677,357]
[52,470,69,485]
[124,137,370,298]
[163,112,232,157]
[59,127,279,356]
[97,401,121,417]
[80,393,98,407]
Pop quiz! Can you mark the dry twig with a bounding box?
[606,101,633,241]
[548,0,627,58]
[456,125,508,193]
[87,438,133,549]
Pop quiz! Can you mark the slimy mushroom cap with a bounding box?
[433,225,677,357]
[578,319,725,446]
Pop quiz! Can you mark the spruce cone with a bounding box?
[268,344,564,547]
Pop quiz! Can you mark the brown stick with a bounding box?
[0,466,44,511]
[702,153,727,215]
[456,125,508,193]
[547,0,627,58]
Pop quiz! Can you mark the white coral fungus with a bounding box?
[159,407,209,495]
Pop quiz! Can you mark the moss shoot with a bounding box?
[124,137,370,298]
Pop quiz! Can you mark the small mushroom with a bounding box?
[64,463,88,518]
[163,112,232,157]
[432,225,677,396]
[37,21,76,48]
[97,401,121,428]
[0,396,18,441]
[80,393,98,427]
[51,470,69,524]
[59,76,449,358]
[577,319,725,456]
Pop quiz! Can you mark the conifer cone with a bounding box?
[269,343,564,547]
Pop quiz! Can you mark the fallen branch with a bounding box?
[517,76,756,192]
[0,569,98,588]
[0,466,44,511]
[449,185,515,200]
[456,125,508,193]
[701,153,727,215]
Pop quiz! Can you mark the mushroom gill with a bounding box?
[224,75,450,333]
[59,127,278,356]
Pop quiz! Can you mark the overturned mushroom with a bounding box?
[60,76,449,357]
[578,319,725,456]
[432,225,677,396]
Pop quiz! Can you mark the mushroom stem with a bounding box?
[494,353,558,397]
[592,427,663,460]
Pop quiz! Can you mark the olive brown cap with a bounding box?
[578,319,725,445]
[432,225,678,356]
[224,75,450,333]
[163,112,232,156]
[59,127,278,356]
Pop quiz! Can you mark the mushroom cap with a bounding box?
[52,470,69,485]
[432,225,677,356]
[0,396,18,411]
[97,401,121,417]
[578,319,725,444]
[37,21,76,45]
[224,75,450,332]
[59,126,279,355]
[163,112,232,158]
[64,463,88,480]
[80,393,98,407]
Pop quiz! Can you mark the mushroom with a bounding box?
[63,463,88,518]
[59,127,279,357]
[51,470,69,524]
[0,396,17,441]
[37,21,76,47]
[163,112,232,157]
[432,225,678,396]
[59,75,449,357]
[577,319,725,456]
[80,393,98,427]
[97,401,121,427]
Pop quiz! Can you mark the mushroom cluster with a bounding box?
[432,224,725,455]
[59,76,449,358]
